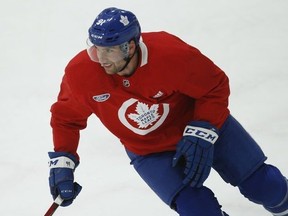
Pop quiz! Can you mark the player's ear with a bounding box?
[128,40,136,55]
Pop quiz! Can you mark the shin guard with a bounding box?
[173,186,228,216]
[238,164,288,215]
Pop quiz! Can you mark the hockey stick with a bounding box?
[44,195,63,216]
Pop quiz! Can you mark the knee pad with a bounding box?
[173,186,228,216]
[238,163,288,214]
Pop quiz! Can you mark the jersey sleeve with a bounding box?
[178,51,230,128]
[50,74,92,159]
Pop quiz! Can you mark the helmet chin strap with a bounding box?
[118,45,139,73]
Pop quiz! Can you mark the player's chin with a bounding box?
[104,69,117,75]
[101,64,117,74]
[107,69,123,76]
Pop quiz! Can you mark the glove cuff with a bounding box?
[183,121,219,144]
[48,152,79,169]
[49,156,76,169]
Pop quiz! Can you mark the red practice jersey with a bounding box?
[50,31,230,157]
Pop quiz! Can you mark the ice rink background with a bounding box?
[1,0,288,215]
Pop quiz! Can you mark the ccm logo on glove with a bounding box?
[183,125,219,144]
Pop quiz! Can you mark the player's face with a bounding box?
[87,42,128,74]
[95,46,127,74]
[87,40,138,76]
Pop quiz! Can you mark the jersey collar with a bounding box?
[139,39,148,67]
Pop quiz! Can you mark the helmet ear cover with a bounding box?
[119,41,131,59]
[88,7,141,47]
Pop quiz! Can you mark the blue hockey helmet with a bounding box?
[88,7,141,47]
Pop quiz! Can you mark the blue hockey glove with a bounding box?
[172,121,219,187]
[48,151,82,207]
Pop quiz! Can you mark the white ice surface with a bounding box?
[0,0,288,215]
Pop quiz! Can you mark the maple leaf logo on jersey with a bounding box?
[118,98,170,135]
[128,102,161,128]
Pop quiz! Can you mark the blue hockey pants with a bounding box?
[126,115,287,215]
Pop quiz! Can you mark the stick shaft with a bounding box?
[44,196,63,216]
[44,202,59,216]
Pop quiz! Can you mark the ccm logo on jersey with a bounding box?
[183,126,219,144]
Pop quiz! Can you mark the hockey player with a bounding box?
[48,7,288,215]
